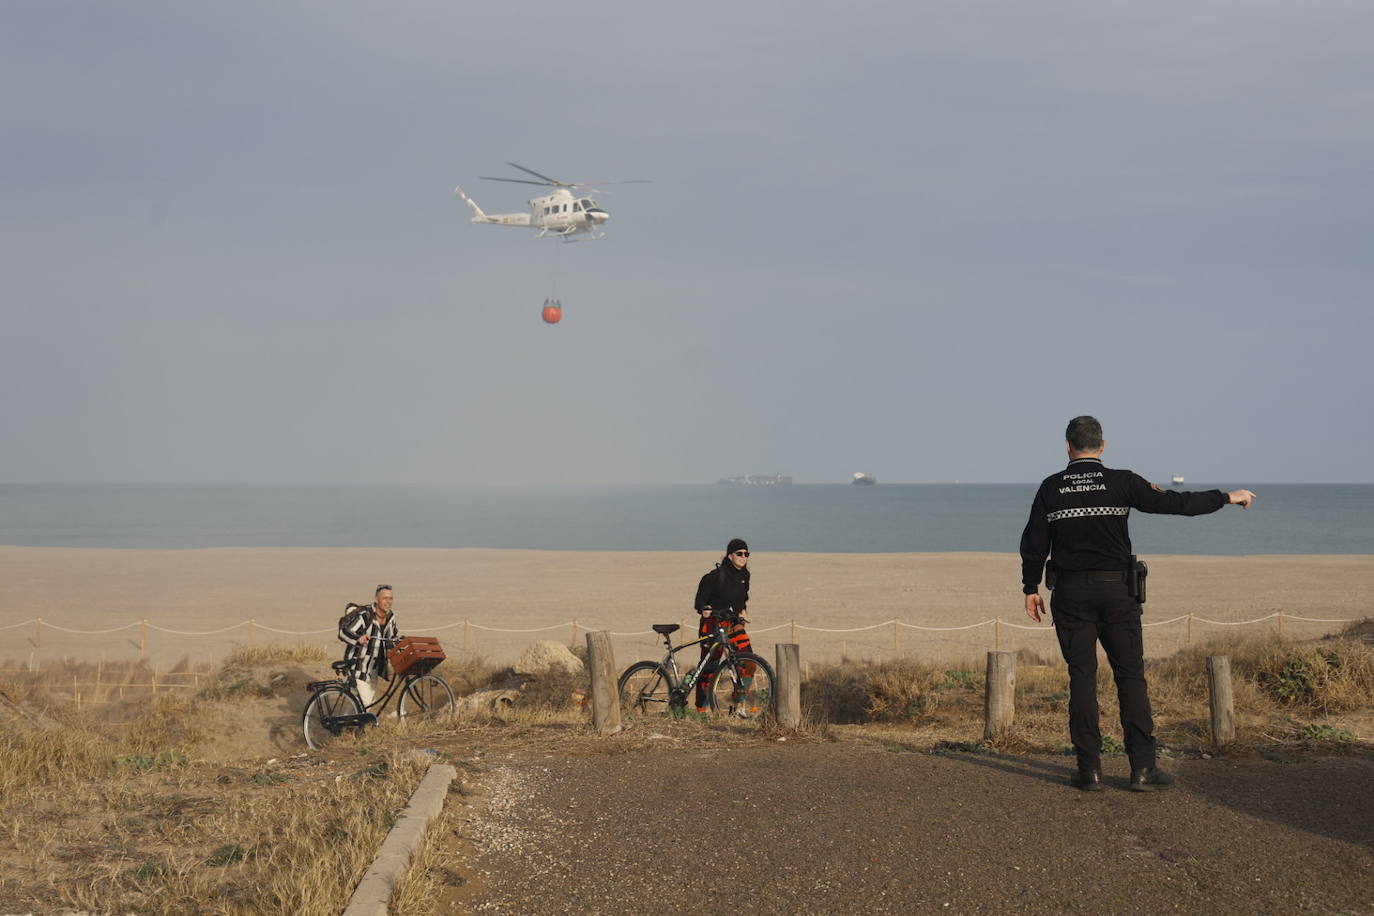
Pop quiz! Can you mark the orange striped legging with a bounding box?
[695,617,756,710]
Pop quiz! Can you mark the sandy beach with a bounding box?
[2,547,1371,668]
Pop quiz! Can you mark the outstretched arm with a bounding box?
[1127,474,1230,516]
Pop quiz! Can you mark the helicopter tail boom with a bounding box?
[454,186,532,228]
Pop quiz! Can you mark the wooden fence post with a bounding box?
[248,619,255,646]
[463,618,470,652]
[570,619,578,649]
[983,650,1015,740]
[1187,612,1194,644]
[1206,655,1235,748]
[893,619,900,654]
[994,616,1002,650]
[775,643,801,727]
[1278,611,1285,638]
[791,619,797,643]
[35,618,42,649]
[585,631,622,736]
[140,619,147,656]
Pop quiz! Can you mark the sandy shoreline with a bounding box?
[3,547,1371,667]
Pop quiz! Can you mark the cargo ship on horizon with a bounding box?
[716,474,793,486]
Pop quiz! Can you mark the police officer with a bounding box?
[1020,416,1255,792]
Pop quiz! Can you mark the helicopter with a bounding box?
[454,163,647,242]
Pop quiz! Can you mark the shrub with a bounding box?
[803,660,946,724]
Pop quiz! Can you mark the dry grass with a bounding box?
[3,632,1369,912]
[0,656,214,710]
[803,658,948,724]
[0,724,429,915]
[219,644,330,667]
[0,647,435,915]
[802,635,1374,756]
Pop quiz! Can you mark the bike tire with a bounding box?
[710,651,774,721]
[302,685,364,750]
[617,661,675,719]
[397,674,455,722]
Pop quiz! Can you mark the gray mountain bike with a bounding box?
[617,617,774,720]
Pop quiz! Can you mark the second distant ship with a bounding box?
[852,472,877,486]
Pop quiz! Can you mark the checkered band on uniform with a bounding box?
[1046,506,1131,523]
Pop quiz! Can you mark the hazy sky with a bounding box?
[4,2,1372,485]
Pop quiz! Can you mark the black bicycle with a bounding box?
[302,636,455,750]
[617,618,774,720]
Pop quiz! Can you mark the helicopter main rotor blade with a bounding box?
[479,176,556,186]
[506,162,566,185]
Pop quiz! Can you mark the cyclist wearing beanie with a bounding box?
[692,537,756,713]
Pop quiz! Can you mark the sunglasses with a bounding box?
[733,551,750,558]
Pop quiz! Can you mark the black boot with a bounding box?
[1070,768,1104,792]
[1129,767,1175,792]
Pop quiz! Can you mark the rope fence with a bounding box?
[12,610,1365,659]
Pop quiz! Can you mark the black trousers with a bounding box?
[1051,573,1155,771]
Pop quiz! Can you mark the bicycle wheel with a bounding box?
[617,661,675,718]
[302,685,365,750]
[710,652,774,720]
[397,674,455,722]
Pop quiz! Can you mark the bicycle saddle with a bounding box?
[652,624,680,634]
[331,660,353,673]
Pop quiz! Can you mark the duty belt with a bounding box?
[1055,569,1128,583]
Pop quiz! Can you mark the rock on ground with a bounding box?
[513,641,584,678]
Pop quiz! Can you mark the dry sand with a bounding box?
[2,547,1371,669]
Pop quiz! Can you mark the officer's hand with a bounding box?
[1227,489,1256,508]
[1025,593,1045,623]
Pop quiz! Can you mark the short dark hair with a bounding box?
[375,584,392,596]
[1065,416,1103,451]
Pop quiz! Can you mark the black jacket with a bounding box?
[1020,457,1227,594]
[694,562,750,617]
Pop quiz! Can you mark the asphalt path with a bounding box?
[466,743,1374,914]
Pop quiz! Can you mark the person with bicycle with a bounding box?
[338,584,399,707]
[693,538,756,714]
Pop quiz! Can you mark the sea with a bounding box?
[1,483,1371,555]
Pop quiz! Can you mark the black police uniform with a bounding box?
[1020,457,1228,772]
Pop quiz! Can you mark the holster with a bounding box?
[1044,560,1059,590]
[1127,556,1148,604]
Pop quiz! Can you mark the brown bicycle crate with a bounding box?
[387,636,446,677]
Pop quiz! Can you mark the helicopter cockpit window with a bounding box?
[580,198,595,210]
